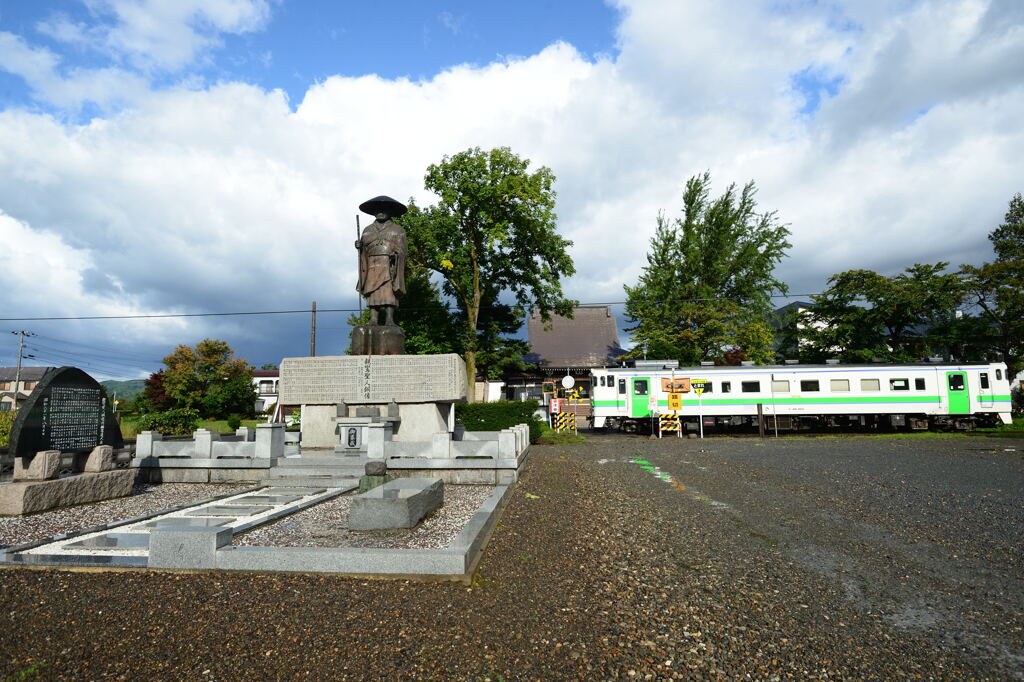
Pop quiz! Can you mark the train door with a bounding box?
[945,371,970,414]
[978,370,994,407]
[630,377,651,418]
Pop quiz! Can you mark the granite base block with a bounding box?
[149,526,233,569]
[0,469,136,515]
[349,477,444,530]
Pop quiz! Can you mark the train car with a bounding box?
[590,360,1013,433]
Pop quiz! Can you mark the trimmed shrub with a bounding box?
[455,400,544,443]
[0,409,15,448]
[227,413,243,431]
[138,408,200,436]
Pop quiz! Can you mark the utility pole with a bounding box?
[10,330,33,410]
[310,301,317,357]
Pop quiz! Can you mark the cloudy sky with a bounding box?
[1,0,1022,379]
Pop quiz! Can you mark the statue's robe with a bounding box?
[356,219,407,307]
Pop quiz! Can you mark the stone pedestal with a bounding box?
[0,469,135,516]
[351,324,405,355]
[282,354,466,451]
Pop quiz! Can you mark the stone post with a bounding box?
[13,450,61,481]
[83,445,114,473]
[193,429,219,458]
[135,430,163,458]
[255,423,285,458]
[498,430,516,459]
[431,432,451,459]
[235,426,255,441]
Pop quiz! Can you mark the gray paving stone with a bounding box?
[186,505,273,517]
[65,533,150,549]
[141,517,233,529]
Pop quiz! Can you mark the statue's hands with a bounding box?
[354,240,361,249]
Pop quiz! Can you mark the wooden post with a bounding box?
[757,403,765,438]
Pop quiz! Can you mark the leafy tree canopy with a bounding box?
[624,172,791,366]
[989,191,1024,262]
[800,263,964,363]
[159,339,255,419]
[403,147,576,396]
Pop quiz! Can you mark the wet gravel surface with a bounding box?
[235,485,494,549]
[0,484,250,547]
[1,435,1021,680]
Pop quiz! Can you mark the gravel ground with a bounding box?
[234,485,494,549]
[0,435,1021,680]
[0,483,250,547]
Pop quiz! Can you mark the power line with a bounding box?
[0,295,825,323]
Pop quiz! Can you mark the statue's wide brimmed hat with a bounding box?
[359,195,407,217]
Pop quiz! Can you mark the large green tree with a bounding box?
[800,264,964,363]
[959,192,1024,379]
[403,147,576,398]
[624,172,791,365]
[159,339,255,419]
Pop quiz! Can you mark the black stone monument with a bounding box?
[8,366,123,456]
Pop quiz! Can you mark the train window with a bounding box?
[889,378,909,391]
[861,378,880,391]
[721,381,732,393]
[618,379,626,394]
[741,381,760,393]
[915,378,926,390]
[830,379,850,392]
[703,382,713,393]
[980,372,989,389]
[996,369,1003,380]
[633,380,648,396]
[948,374,965,391]
[800,380,820,392]
[771,380,790,392]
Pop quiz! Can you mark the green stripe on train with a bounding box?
[593,395,1012,407]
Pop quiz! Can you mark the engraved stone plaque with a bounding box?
[8,367,124,456]
[279,354,466,405]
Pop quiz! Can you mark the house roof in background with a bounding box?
[526,305,625,369]
[253,370,280,378]
[0,366,56,382]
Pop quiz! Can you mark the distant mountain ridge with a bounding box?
[100,379,146,400]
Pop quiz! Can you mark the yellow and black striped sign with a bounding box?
[553,412,577,432]
[659,414,682,432]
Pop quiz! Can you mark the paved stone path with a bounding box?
[0,435,1020,679]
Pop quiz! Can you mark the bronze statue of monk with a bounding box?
[355,196,407,327]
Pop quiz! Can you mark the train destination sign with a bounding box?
[8,367,124,456]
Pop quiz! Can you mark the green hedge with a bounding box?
[137,408,200,436]
[455,400,544,443]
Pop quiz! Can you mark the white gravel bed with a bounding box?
[234,485,495,550]
[0,483,251,547]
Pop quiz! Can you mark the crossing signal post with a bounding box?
[691,379,707,438]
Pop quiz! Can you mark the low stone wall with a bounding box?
[132,425,285,483]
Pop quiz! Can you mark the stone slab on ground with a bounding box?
[348,477,444,530]
[0,469,136,516]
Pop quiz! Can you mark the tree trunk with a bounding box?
[465,350,477,403]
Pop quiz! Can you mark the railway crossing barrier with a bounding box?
[552,412,577,433]
[659,414,682,438]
